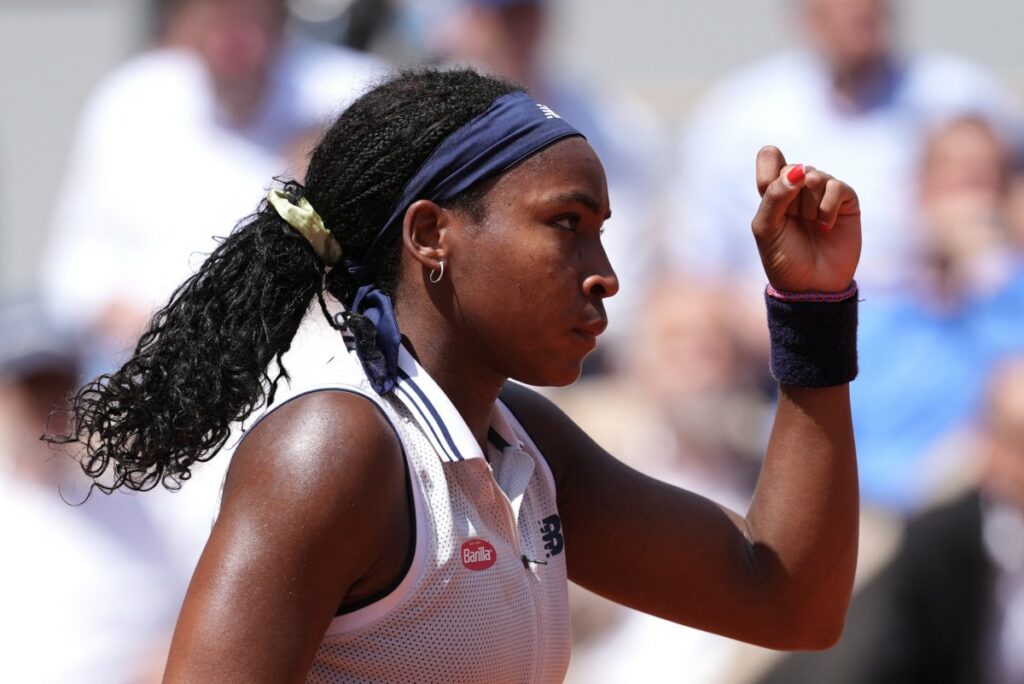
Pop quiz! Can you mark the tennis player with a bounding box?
[56,68,861,683]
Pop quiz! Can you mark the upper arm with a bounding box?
[503,382,857,649]
[164,391,406,683]
[500,383,771,640]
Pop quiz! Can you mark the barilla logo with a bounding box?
[461,538,497,571]
[536,103,561,119]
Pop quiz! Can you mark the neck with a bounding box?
[398,315,507,453]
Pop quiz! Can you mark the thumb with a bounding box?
[755,145,787,195]
[751,163,807,240]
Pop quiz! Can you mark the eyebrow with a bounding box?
[549,191,612,220]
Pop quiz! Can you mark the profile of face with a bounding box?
[169,0,285,88]
[981,360,1024,511]
[401,137,617,387]
[920,117,1008,221]
[803,0,892,75]
[917,117,1009,269]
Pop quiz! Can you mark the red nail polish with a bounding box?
[819,221,830,232]
[786,164,805,184]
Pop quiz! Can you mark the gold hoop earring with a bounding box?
[429,260,446,284]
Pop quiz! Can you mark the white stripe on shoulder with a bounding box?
[393,345,484,462]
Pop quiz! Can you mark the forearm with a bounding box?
[744,382,859,647]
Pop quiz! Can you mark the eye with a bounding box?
[552,214,580,233]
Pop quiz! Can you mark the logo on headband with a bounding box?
[536,104,562,120]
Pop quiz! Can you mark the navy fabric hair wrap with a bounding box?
[341,91,585,394]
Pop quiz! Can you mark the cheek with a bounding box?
[508,248,570,304]
[460,226,567,301]
[459,243,566,330]
[453,240,588,381]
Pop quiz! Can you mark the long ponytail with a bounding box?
[55,206,322,492]
[51,68,523,492]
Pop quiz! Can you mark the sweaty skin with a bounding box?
[164,139,860,681]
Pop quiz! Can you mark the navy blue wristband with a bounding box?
[765,283,858,387]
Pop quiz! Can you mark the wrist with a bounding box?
[765,281,858,302]
[765,282,859,388]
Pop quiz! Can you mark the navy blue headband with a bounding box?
[342,91,585,394]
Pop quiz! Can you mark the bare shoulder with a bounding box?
[219,389,405,540]
[165,391,409,680]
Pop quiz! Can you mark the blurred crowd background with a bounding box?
[3,0,1024,682]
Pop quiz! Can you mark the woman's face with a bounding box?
[441,137,617,386]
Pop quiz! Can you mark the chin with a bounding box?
[547,367,584,388]
[515,356,588,388]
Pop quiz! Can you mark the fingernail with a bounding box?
[785,164,805,186]
[818,221,831,232]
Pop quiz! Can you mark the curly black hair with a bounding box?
[50,68,522,493]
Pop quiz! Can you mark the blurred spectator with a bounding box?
[554,279,774,683]
[852,115,1024,510]
[426,0,668,366]
[549,278,770,506]
[615,278,770,501]
[0,298,177,683]
[39,0,382,614]
[671,0,1023,296]
[914,116,1016,301]
[43,0,380,370]
[858,358,1024,684]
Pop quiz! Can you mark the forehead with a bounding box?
[485,137,609,209]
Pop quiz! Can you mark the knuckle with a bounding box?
[751,217,771,235]
[767,180,791,199]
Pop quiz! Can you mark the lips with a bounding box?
[573,317,608,342]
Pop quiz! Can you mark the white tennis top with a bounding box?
[248,311,571,683]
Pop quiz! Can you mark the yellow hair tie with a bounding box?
[267,188,343,266]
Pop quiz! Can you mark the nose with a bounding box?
[582,247,619,299]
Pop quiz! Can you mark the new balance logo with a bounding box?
[539,514,564,558]
[536,104,561,119]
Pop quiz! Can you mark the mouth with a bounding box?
[572,318,608,345]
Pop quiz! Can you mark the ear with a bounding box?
[402,199,452,271]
